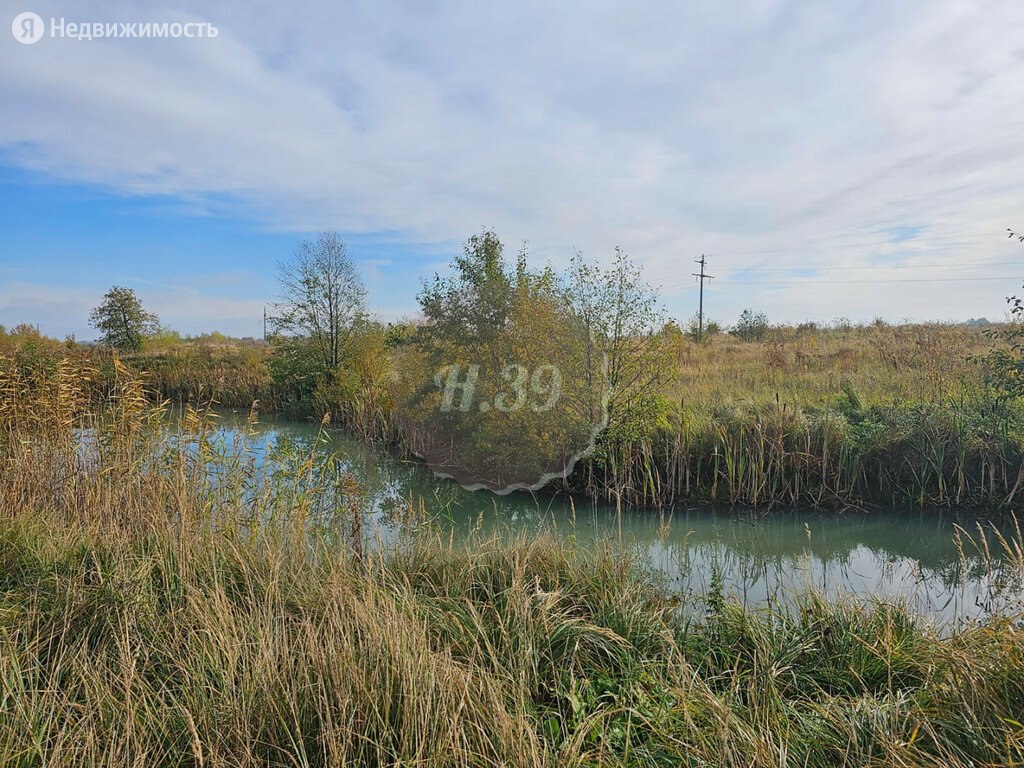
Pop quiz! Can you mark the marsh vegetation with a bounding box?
[6,226,1022,511]
[2,359,1024,766]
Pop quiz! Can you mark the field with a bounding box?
[2,320,1020,510]
[593,322,1020,509]
[2,359,1024,766]
[674,322,989,410]
[1,319,997,408]
[600,322,1023,509]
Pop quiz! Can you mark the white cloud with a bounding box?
[0,278,267,339]
[1,0,1023,325]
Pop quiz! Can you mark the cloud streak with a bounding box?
[1,0,1023,328]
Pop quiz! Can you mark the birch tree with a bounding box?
[271,231,367,382]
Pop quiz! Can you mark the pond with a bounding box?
[208,411,1024,625]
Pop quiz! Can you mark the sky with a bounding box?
[1,0,1023,339]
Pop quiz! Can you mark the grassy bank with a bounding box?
[570,323,1024,509]
[6,523,1024,766]
[3,320,1022,510]
[3,354,1024,766]
[0,328,275,411]
[136,323,1024,510]
[127,340,276,410]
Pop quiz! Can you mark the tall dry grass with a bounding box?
[674,322,991,410]
[3,320,1022,512]
[2,355,1024,765]
[125,341,276,410]
[575,323,1024,509]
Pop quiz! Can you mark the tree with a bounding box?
[89,286,159,351]
[564,249,673,437]
[731,308,769,342]
[396,230,602,491]
[685,313,720,342]
[416,230,555,365]
[270,231,367,382]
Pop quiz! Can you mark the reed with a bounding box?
[4,319,1020,510]
[126,341,276,410]
[574,323,1024,509]
[2,355,1024,766]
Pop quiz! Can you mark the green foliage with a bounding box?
[265,231,379,419]
[143,328,184,349]
[401,230,597,489]
[314,320,393,437]
[0,324,69,380]
[268,336,323,408]
[564,248,675,440]
[89,285,159,351]
[384,319,415,348]
[974,234,1024,400]
[417,229,527,355]
[136,344,272,408]
[839,380,863,415]
[270,231,367,378]
[978,293,1024,399]
[685,313,720,342]
[731,308,770,342]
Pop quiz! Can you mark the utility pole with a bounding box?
[692,254,715,340]
[263,307,267,341]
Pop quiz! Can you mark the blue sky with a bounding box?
[0,164,440,337]
[1,0,1023,339]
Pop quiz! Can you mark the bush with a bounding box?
[685,313,720,342]
[976,280,1024,400]
[731,308,769,342]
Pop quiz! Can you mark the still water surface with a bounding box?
[210,412,1024,625]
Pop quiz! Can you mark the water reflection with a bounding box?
[209,411,1024,625]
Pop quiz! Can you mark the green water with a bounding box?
[211,411,1023,624]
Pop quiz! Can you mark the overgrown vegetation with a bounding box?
[394,232,592,488]
[577,320,1024,509]
[2,358,1024,766]
[731,308,770,342]
[9,230,1024,510]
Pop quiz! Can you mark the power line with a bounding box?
[692,254,714,339]
[721,260,1024,274]
[718,275,1023,286]
[708,232,984,258]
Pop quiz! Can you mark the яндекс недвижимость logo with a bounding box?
[10,14,219,43]
[11,12,45,44]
